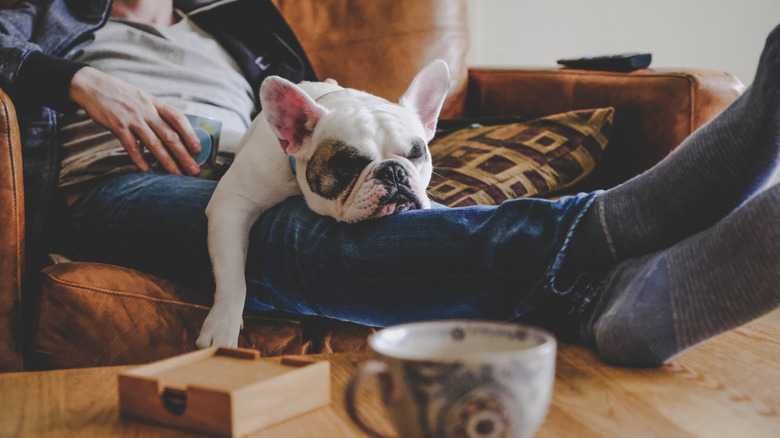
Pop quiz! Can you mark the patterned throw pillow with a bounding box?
[427,107,614,207]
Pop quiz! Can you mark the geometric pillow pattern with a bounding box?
[427,107,615,207]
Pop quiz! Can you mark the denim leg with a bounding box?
[244,192,600,329]
[63,172,218,293]
[63,171,602,332]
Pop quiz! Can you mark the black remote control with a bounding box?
[557,53,652,72]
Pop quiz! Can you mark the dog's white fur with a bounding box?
[196,60,450,348]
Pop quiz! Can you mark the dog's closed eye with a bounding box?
[406,138,427,161]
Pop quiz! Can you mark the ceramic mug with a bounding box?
[345,320,556,438]
[185,114,222,178]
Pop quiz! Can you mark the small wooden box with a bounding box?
[118,347,330,437]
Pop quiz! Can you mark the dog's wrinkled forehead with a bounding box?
[305,139,372,200]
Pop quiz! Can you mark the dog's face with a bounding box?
[260,60,450,222]
[299,95,434,221]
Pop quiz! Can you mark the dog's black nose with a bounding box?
[375,161,409,186]
[375,161,421,210]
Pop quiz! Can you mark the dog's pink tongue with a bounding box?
[376,201,417,217]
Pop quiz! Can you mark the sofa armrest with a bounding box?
[0,87,25,372]
[465,67,745,190]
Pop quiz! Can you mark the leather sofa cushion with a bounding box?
[31,262,374,369]
[31,262,310,369]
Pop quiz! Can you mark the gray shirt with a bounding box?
[59,12,256,189]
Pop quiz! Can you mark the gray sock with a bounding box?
[571,23,780,267]
[582,182,780,366]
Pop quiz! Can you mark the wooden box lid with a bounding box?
[118,347,330,437]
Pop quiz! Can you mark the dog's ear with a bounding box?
[260,76,328,155]
[399,59,450,141]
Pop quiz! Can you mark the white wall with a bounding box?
[466,0,780,86]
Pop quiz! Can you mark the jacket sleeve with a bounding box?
[0,0,86,112]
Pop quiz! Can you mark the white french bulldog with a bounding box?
[196,60,451,348]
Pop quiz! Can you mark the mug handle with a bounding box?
[345,360,400,438]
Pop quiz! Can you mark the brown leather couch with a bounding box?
[0,0,745,372]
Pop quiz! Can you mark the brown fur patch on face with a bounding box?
[306,139,372,200]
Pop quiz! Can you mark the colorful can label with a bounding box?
[186,114,222,179]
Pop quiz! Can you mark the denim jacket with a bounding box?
[0,0,316,265]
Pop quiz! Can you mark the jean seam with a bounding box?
[545,192,603,296]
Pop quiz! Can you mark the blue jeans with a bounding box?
[61,172,604,338]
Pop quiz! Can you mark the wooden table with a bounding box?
[1,323,779,437]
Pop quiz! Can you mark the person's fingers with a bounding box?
[132,124,182,175]
[148,117,201,176]
[115,130,151,172]
[158,102,202,155]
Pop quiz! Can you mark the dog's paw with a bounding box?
[196,305,243,349]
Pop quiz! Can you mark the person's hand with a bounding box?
[69,66,202,176]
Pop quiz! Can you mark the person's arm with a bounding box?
[0,0,84,112]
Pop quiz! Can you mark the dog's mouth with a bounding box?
[373,185,422,217]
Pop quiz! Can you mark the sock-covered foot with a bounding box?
[572,23,780,266]
[581,182,780,366]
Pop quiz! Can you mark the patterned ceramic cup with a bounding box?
[346,320,556,438]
